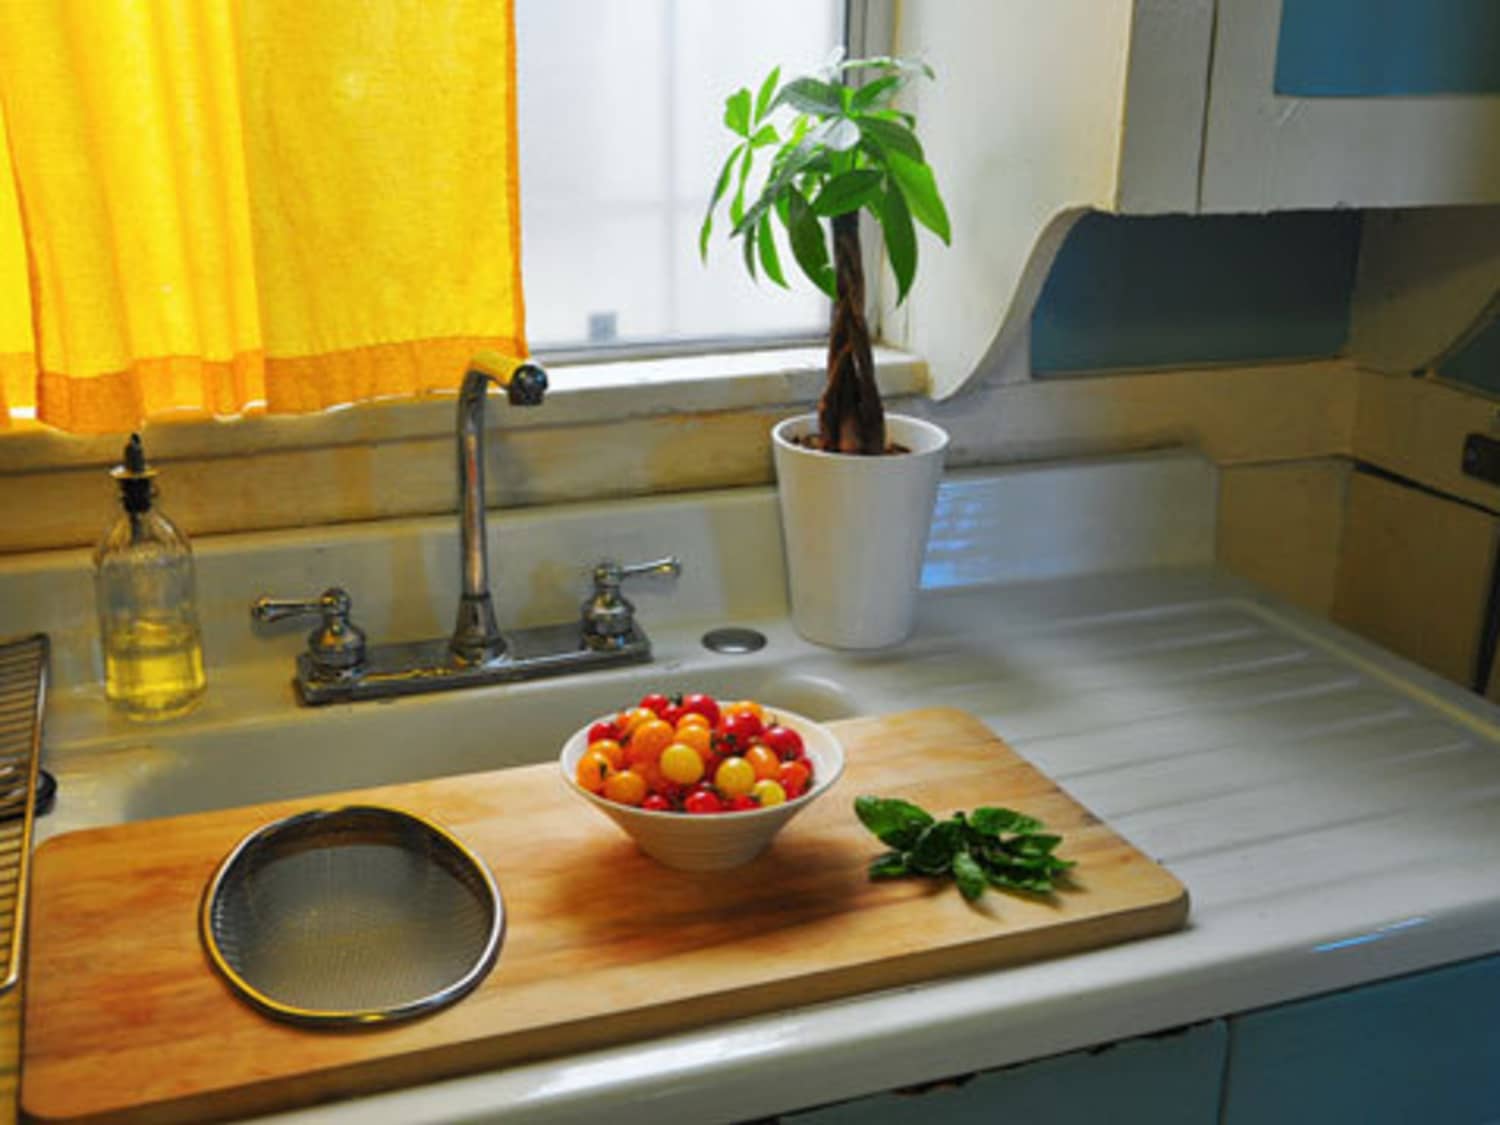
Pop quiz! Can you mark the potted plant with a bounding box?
[701,55,952,649]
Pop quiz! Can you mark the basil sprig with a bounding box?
[854,796,1075,902]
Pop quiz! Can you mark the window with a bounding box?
[515,0,844,354]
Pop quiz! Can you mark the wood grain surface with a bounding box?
[21,708,1188,1124]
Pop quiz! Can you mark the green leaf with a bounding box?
[868,851,911,880]
[970,807,1041,838]
[886,149,950,244]
[953,850,987,901]
[851,74,904,111]
[856,115,924,163]
[810,116,861,153]
[1015,833,1062,856]
[876,181,916,303]
[724,87,752,137]
[837,55,936,82]
[753,65,781,125]
[784,187,835,297]
[811,169,883,217]
[741,220,758,280]
[774,77,843,116]
[854,796,934,850]
[699,145,741,260]
[909,818,964,875]
[750,124,779,148]
[756,214,788,287]
[729,145,754,227]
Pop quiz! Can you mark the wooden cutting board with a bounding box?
[22,708,1187,1124]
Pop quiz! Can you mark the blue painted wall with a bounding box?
[1276,0,1500,97]
[1031,211,1363,376]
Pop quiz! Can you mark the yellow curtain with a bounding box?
[0,0,526,434]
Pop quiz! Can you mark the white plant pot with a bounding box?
[771,413,949,650]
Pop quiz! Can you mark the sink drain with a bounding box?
[701,627,767,654]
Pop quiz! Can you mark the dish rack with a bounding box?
[0,634,48,993]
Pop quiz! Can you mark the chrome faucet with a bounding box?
[252,354,681,705]
[451,355,548,665]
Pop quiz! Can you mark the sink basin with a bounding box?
[39,640,859,837]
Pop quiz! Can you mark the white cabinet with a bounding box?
[894,0,1500,396]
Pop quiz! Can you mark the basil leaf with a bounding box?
[854,796,935,850]
[970,807,1041,838]
[909,818,963,875]
[868,851,910,880]
[953,850,987,902]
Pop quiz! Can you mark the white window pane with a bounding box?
[516,0,842,351]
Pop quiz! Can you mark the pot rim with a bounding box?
[771,412,949,459]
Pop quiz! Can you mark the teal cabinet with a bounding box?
[784,1020,1228,1125]
[1222,953,1500,1125]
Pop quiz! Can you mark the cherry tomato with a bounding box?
[638,692,672,717]
[744,744,781,781]
[681,693,721,729]
[659,743,705,785]
[727,794,760,812]
[714,756,756,798]
[722,700,767,726]
[673,723,712,756]
[676,711,711,732]
[641,793,672,813]
[660,703,685,726]
[761,725,804,760]
[589,738,625,769]
[575,750,613,793]
[684,788,723,815]
[619,707,657,739]
[719,712,764,751]
[628,719,675,767]
[751,779,787,807]
[603,768,648,806]
[588,719,621,745]
[777,759,811,799]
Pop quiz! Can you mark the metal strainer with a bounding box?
[201,805,503,1027]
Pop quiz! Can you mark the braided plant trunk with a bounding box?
[818,211,886,455]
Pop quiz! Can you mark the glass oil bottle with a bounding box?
[93,434,206,718]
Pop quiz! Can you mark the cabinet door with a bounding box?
[785,1021,1226,1125]
[1223,953,1500,1125]
[1201,0,1500,211]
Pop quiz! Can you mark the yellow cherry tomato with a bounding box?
[714,756,756,798]
[675,711,710,732]
[575,750,613,793]
[744,744,781,781]
[673,723,712,756]
[751,779,787,807]
[722,700,767,725]
[659,743,705,785]
[603,768,648,806]
[588,738,625,769]
[629,719,676,765]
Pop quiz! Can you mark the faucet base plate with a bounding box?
[293,623,652,705]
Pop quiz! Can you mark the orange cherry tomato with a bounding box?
[628,719,675,766]
[575,750,613,793]
[603,768,648,806]
[589,738,625,769]
[744,744,781,781]
[777,759,811,799]
[675,711,711,732]
[673,723,712,756]
[619,707,657,739]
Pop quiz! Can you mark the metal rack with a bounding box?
[0,635,47,993]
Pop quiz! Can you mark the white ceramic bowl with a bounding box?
[559,707,845,871]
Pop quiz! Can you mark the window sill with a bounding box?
[0,345,929,474]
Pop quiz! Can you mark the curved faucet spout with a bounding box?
[451,356,549,665]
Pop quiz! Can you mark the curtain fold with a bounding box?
[0,0,526,435]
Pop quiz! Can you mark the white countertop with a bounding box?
[242,565,1500,1125]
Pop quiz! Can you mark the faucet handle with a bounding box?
[582,557,682,650]
[252,587,367,675]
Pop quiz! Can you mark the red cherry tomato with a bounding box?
[727,794,760,812]
[778,759,811,799]
[588,719,621,745]
[684,788,724,815]
[681,693,721,728]
[761,725,804,760]
[660,702,685,726]
[638,693,672,717]
[641,793,672,812]
[720,711,763,747]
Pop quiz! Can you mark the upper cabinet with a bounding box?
[893,0,1500,397]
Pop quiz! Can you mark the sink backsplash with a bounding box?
[2,451,1215,693]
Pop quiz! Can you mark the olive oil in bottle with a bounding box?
[93,434,206,719]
